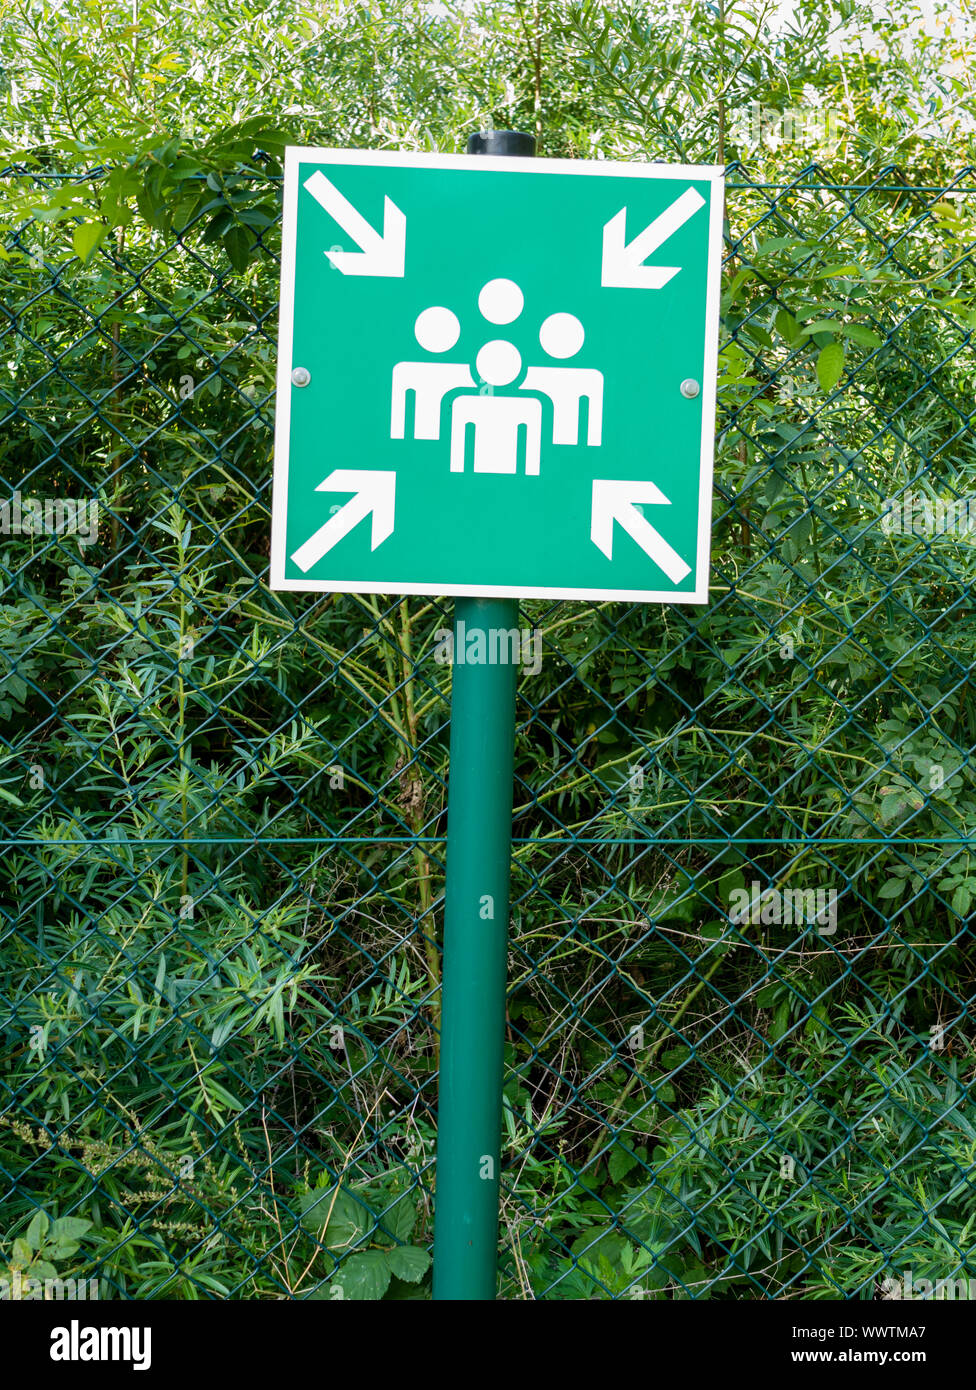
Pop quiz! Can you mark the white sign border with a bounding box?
[270,146,725,605]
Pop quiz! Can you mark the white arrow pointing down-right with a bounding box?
[591,480,692,584]
[303,171,406,278]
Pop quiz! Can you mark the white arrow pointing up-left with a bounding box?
[304,171,406,278]
[591,479,692,584]
[601,186,705,290]
[290,470,396,573]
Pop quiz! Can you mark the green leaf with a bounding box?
[764,469,788,504]
[672,1262,709,1298]
[811,264,863,278]
[72,222,106,264]
[49,1241,82,1260]
[336,1250,392,1300]
[224,224,252,273]
[299,1188,369,1252]
[755,237,805,257]
[728,267,756,301]
[571,1227,628,1269]
[12,1238,33,1266]
[771,1000,791,1042]
[951,884,971,917]
[644,880,698,923]
[740,321,773,349]
[50,1216,93,1243]
[718,867,746,899]
[880,791,908,825]
[805,1006,830,1037]
[878,878,906,899]
[800,319,845,335]
[775,308,802,345]
[608,1144,640,1184]
[700,920,731,954]
[385,1273,430,1300]
[27,1210,50,1249]
[385,1245,431,1283]
[379,1192,417,1244]
[816,341,845,391]
[837,322,883,348]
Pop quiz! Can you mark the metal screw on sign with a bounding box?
[291,367,311,387]
[680,377,700,398]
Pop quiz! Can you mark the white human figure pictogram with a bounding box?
[520,313,603,446]
[449,340,542,475]
[390,306,474,440]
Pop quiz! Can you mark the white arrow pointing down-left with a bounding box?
[601,186,705,290]
[290,470,396,573]
[591,479,692,584]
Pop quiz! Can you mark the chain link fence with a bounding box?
[2,162,975,1300]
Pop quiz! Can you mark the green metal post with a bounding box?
[432,130,535,1301]
[432,596,518,1299]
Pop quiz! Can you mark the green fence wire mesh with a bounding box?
[2,163,976,1300]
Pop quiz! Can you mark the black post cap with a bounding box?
[466,131,536,158]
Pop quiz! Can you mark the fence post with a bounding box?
[431,129,536,1301]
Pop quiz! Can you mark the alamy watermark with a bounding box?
[433,621,542,675]
[882,1270,975,1300]
[0,1272,99,1300]
[729,101,842,152]
[0,492,99,547]
[50,1319,150,1370]
[728,882,838,935]
[881,491,976,538]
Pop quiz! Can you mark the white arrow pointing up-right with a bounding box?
[601,186,706,290]
[290,470,396,573]
[591,479,692,584]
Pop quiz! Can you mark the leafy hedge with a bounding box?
[3,0,976,1300]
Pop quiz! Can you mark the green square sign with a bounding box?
[270,147,723,603]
